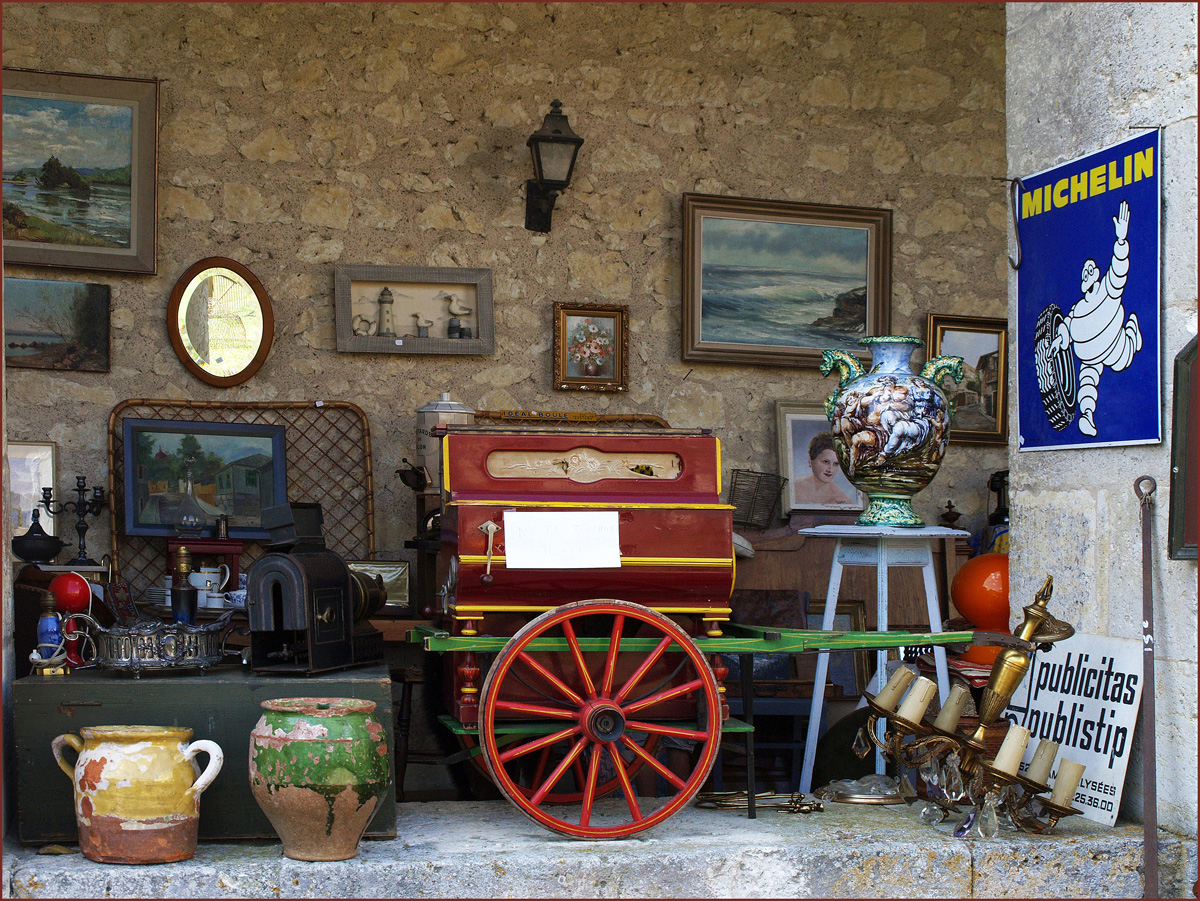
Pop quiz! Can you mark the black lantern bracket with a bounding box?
[524,100,584,233]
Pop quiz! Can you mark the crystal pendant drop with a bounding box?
[944,752,965,800]
[979,791,1000,838]
[953,805,979,838]
[898,772,917,803]
[919,801,947,826]
[853,725,872,759]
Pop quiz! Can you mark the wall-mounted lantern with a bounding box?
[525,100,584,233]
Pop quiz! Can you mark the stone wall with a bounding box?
[1006,2,1198,836]
[1,2,1008,561]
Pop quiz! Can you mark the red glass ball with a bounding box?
[951,553,1010,665]
[49,572,92,615]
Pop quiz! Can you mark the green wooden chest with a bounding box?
[12,664,396,843]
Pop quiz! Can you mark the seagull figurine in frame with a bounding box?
[435,289,472,317]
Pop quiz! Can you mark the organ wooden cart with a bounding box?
[409,425,981,839]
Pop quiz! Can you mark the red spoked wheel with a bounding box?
[479,599,721,839]
[455,731,659,804]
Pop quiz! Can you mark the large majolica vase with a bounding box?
[821,335,964,527]
[52,725,223,864]
[249,697,390,861]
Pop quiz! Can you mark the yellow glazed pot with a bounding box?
[52,725,223,864]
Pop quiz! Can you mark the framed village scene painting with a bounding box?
[682,194,892,368]
[927,314,1008,446]
[2,68,158,273]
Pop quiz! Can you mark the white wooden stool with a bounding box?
[797,524,970,793]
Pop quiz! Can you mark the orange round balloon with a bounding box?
[951,553,1010,665]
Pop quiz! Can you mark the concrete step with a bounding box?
[4,799,1196,898]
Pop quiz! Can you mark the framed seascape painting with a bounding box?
[2,68,158,273]
[926,314,1008,446]
[552,302,630,392]
[775,401,863,513]
[682,193,892,368]
[4,277,110,372]
[121,418,287,540]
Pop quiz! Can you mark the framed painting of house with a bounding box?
[926,313,1008,446]
[121,418,287,539]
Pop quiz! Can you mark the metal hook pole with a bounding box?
[1008,177,1025,271]
[1134,475,1158,899]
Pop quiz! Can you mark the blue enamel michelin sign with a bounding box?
[1016,131,1161,451]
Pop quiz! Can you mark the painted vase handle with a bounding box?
[51,733,84,779]
[183,739,225,799]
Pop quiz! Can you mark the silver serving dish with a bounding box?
[67,610,242,677]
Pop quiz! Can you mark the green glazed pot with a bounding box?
[821,336,964,527]
[249,697,390,861]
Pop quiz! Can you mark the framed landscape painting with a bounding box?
[4,277,110,372]
[682,193,892,368]
[2,68,158,273]
[121,418,287,539]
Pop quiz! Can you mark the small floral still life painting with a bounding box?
[566,315,615,378]
[552,301,629,392]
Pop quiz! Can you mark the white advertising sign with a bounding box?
[501,510,621,569]
[1001,632,1143,826]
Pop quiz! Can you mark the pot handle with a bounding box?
[183,739,224,799]
[51,733,84,779]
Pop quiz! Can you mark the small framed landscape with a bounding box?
[4,277,110,372]
[2,68,158,273]
[334,264,494,355]
[926,313,1008,446]
[121,418,288,540]
[775,401,863,514]
[682,193,892,368]
[553,302,629,392]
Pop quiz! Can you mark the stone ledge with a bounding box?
[4,800,1197,899]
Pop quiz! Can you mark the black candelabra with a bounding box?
[42,476,107,566]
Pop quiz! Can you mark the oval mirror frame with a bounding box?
[167,257,275,388]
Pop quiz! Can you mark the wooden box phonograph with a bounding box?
[245,502,385,674]
[434,425,735,723]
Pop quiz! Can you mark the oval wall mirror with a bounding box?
[167,257,274,387]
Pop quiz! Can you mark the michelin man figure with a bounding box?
[1050,199,1142,436]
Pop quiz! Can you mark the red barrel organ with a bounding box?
[428,425,734,838]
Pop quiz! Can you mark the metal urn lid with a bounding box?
[417,392,473,416]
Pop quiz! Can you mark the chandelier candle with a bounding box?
[873,666,918,713]
[896,676,938,724]
[1050,759,1087,807]
[1026,738,1059,785]
[932,683,971,732]
[994,724,1031,775]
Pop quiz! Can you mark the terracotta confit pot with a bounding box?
[821,335,964,527]
[249,697,390,861]
[52,725,223,864]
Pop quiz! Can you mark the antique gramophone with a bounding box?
[245,502,385,674]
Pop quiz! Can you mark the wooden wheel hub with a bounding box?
[581,701,626,743]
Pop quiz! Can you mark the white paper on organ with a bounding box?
[501,510,622,569]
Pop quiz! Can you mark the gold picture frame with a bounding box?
[552,302,630,392]
[926,313,1009,446]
